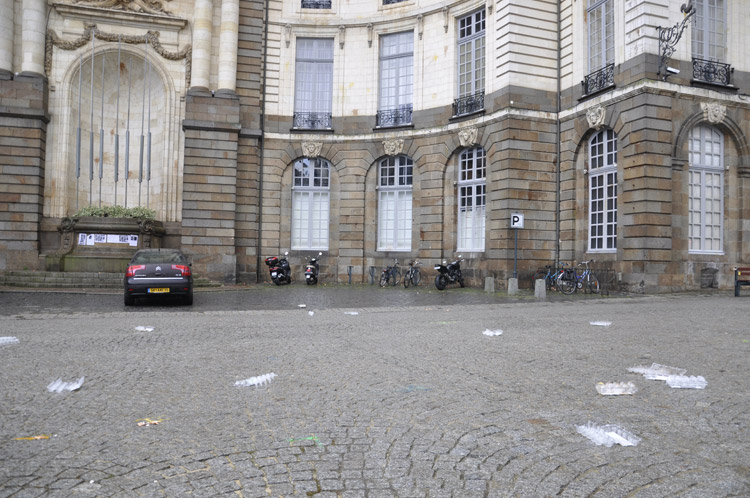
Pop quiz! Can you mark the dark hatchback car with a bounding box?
[124,249,193,306]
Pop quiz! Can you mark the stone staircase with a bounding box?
[0,270,221,290]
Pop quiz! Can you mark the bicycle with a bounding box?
[532,262,570,291]
[403,260,422,288]
[379,259,402,287]
[559,259,600,295]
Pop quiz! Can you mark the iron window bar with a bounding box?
[301,0,331,8]
[581,63,615,97]
[383,0,407,4]
[452,91,484,117]
[692,58,733,86]
[376,105,413,127]
[293,112,332,130]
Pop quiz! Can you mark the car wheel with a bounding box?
[124,294,135,306]
[184,291,193,306]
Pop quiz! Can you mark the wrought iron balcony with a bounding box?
[376,105,413,127]
[293,112,332,130]
[581,63,614,96]
[383,0,407,4]
[301,0,331,8]
[452,91,484,117]
[692,58,732,86]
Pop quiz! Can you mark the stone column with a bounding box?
[191,0,213,90]
[21,0,46,76]
[0,0,13,76]
[217,0,239,92]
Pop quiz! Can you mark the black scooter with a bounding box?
[434,255,465,290]
[305,252,323,285]
[265,252,291,285]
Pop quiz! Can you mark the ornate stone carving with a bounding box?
[383,138,404,157]
[339,25,346,49]
[302,141,323,159]
[46,24,191,86]
[285,24,292,48]
[701,102,726,125]
[458,127,478,147]
[71,0,173,15]
[586,105,606,130]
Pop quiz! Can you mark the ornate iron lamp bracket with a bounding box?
[657,1,695,80]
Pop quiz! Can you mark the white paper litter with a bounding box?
[308,311,314,316]
[135,326,154,332]
[627,363,687,380]
[576,422,640,447]
[596,382,637,395]
[590,321,612,327]
[298,304,307,308]
[235,372,277,388]
[665,375,707,389]
[344,311,359,315]
[482,329,503,336]
[0,337,20,346]
[47,377,85,393]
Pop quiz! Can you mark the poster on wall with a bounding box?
[77,234,139,247]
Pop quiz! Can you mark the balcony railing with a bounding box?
[293,112,332,130]
[376,105,413,127]
[692,58,732,86]
[301,0,331,8]
[582,63,614,96]
[383,0,407,4]
[452,91,484,117]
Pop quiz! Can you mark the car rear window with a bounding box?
[132,251,186,264]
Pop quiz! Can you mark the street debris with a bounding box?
[482,329,503,336]
[0,336,19,347]
[590,321,612,327]
[576,422,641,447]
[14,434,51,441]
[308,311,314,316]
[235,372,277,387]
[628,363,687,380]
[665,375,707,389]
[298,304,307,308]
[47,376,85,393]
[344,311,359,315]
[135,326,155,332]
[136,418,162,427]
[596,381,637,396]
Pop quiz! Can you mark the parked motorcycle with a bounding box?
[434,255,465,290]
[265,252,291,285]
[305,252,323,285]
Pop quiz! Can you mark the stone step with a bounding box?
[0,271,221,289]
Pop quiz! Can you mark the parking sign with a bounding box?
[511,213,524,229]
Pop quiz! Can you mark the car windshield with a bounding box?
[132,251,186,264]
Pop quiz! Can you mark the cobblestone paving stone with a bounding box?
[0,291,748,497]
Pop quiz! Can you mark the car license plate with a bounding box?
[148,288,170,294]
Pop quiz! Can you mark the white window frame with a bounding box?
[692,0,726,62]
[457,9,485,99]
[588,129,617,252]
[292,158,330,250]
[457,147,486,253]
[294,38,333,116]
[688,125,724,254]
[587,0,614,72]
[377,155,413,252]
[379,31,413,112]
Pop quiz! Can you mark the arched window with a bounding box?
[688,125,724,253]
[292,158,330,250]
[378,155,413,251]
[588,129,617,251]
[457,147,486,252]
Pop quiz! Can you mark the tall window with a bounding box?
[692,0,725,61]
[378,155,413,251]
[378,32,413,127]
[688,125,724,253]
[457,10,485,101]
[588,0,614,72]
[588,129,617,251]
[294,38,333,129]
[292,158,330,250]
[457,147,486,252]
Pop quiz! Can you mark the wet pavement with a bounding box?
[0,287,748,497]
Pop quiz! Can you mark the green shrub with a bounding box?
[73,205,156,220]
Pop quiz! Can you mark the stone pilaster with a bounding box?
[21,0,46,76]
[218,0,239,92]
[0,0,13,76]
[191,0,213,90]
[181,90,240,282]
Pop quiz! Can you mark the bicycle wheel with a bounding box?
[403,271,411,288]
[392,268,402,286]
[587,274,601,294]
[558,274,576,295]
[412,269,421,286]
[379,273,388,287]
[532,270,547,289]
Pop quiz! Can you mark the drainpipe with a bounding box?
[256,0,270,283]
[555,0,562,264]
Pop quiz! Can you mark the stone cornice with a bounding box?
[53,4,187,31]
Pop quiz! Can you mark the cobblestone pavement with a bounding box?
[0,290,748,497]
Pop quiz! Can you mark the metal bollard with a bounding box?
[369,266,376,285]
[347,266,353,284]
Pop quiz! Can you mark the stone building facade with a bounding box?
[0,0,748,292]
